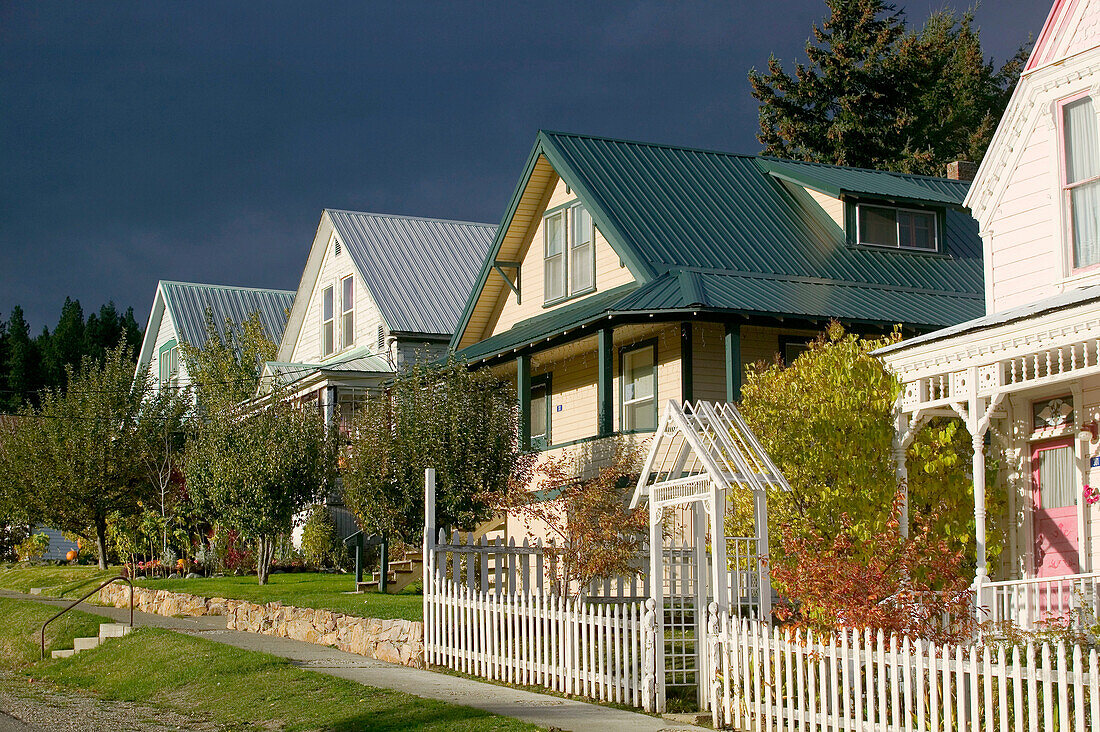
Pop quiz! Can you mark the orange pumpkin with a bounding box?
[65,550,77,562]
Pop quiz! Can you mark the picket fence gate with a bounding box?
[708,607,1100,732]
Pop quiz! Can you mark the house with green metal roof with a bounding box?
[450,130,984,500]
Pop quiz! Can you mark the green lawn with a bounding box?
[0,597,536,731]
[135,571,424,621]
[0,563,117,597]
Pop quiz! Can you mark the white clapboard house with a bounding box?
[256,209,495,432]
[880,0,1100,628]
[136,280,296,398]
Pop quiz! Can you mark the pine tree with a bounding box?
[42,297,85,390]
[749,1,1030,175]
[84,302,124,364]
[3,307,41,411]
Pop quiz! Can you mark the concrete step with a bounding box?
[72,637,101,652]
[51,649,75,659]
[98,623,131,639]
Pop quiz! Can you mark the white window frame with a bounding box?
[340,275,355,349]
[321,285,334,357]
[543,202,597,305]
[1059,93,1100,272]
[158,342,179,390]
[620,341,657,432]
[855,203,940,252]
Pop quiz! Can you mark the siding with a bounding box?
[693,323,727,403]
[989,119,1061,312]
[806,187,846,229]
[491,176,637,336]
[290,213,387,365]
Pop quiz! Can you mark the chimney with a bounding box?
[946,160,978,181]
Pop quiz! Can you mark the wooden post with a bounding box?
[753,487,771,622]
[598,327,613,436]
[517,354,531,450]
[681,322,693,405]
[893,398,910,540]
[724,323,741,403]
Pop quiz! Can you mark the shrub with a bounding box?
[15,532,49,562]
[300,505,342,569]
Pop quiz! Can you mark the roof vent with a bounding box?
[334,239,342,256]
[946,160,977,181]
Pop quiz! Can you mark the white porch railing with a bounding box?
[985,572,1100,630]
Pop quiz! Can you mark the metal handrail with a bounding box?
[40,575,133,659]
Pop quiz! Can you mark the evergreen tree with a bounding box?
[749,1,1030,175]
[3,307,41,411]
[84,302,127,365]
[42,297,85,390]
[120,306,143,353]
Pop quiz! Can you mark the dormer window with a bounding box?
[857,204,938,252]
[543,202,596,305]
[1061,95,1100,269]
[321,285,334,357]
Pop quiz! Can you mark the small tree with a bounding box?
[186,400,337,584]
[13,344,160,569]
[342,359,534,545]
[500,437,648,594]
[738,322,1002,571]
[770,491,975,644]
[178,309,276,414]
[300,505,342,569]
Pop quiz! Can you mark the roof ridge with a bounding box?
[539,129,759,160]
[325,208,495,228]
[758,155,971,185]
[160,280,295,295]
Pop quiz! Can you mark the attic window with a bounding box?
[857,204,938,252]
[543,203,596,305]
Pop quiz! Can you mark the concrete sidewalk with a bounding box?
[2,590,706,732]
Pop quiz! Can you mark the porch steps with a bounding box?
[50,623,131,659]
[360,550,422,593]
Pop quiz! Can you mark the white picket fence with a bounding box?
[708,608,1100,732]
[423,574,659,709]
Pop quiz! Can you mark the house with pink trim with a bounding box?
[880,0,1100,627]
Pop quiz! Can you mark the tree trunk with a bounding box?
[257,535,271,585]
[95,520,108,571]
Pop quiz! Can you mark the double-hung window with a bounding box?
[158,341,178,390]
[529,374,551,450]
[1062,96,1100,269]
[621,343,656,431]
[321,285,334,357]
[857,204,938,251]
[543,203,596,304]
[341,275,355,349]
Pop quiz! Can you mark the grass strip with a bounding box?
[0,564,115,597]
[135,571,423,621]
[0,597,535,731]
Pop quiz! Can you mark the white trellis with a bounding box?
[630,399,790,710]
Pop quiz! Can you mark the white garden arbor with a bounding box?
[630,400,789,708]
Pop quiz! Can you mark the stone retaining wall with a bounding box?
[98,583,424,668]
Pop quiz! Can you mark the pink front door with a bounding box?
[1032,438,1081,578]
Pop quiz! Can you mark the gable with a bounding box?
[287,212,390,364]
[1028,0,1100,71]
[482,176,637,341]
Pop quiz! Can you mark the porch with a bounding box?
[878,287,1100,631]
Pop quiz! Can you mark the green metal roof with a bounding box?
[757,157,970,205]
[453,131,985,360]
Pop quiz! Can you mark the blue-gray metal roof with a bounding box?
[160,281,295,347]
[327,210,495,336]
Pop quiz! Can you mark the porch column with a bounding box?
[597,327,613,436]
[517,354,531,450]
[681,322,693,405]
[323,385,338,430]
[893,401,909,540]
[972,432,988,618]
[724,323,741,403]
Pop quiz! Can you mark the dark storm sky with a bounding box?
[0,1,1050,332]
